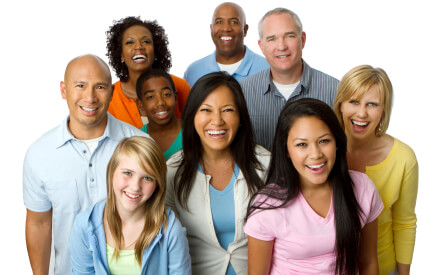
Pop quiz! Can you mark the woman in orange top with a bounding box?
[106,16,190,128]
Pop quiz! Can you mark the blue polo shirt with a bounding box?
[183,45,269,87]
[23,113,149,275]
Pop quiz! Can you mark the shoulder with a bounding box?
[185,53,214,70]
[25,124,61,155]
[240,68,270,90]
[255,145,272,167]
[107,114,148,138]
[163,208,187,238]
[166,150,184,176]
[305,62,339,84]
[169,74,190,91]
[349,170,379,206]
[393,137,417,162]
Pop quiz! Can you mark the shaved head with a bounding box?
[212,2,246,26]
[64,54,111,84]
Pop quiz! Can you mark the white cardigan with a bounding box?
[166,145,271,275]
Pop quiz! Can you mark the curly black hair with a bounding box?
[106,16,172,82]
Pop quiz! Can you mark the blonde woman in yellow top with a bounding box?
[333,65,418,275]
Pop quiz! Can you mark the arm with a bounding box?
[397,263,410,275]
[358,218,379,275]
[248,236,273,275]
[25,209,52,275]
[392,156,418,268]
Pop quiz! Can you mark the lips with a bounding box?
[305,162,326,174]
[124,191,142,201]
[206,129,227,138]
[220,36,233,41]
[132,54,147,63]
[154,110,169,119]
[80,106,99,114]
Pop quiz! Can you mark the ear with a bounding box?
[301,31,306,49]
[60,81,66,99]
[136,98,145,112]
[243,24,249,37]
[258,39,264,54]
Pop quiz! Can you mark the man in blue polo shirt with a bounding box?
[241,8,339,150]
[23,55,149,275]
[184,2,268,87]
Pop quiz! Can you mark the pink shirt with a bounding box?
[244,171,384,275]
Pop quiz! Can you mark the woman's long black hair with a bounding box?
[246,98,362,275]
[171,72,265,209]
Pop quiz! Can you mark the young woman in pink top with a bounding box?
[244,98,384,275]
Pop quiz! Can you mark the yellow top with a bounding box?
[106,244,142,275]
[365,138,418,275]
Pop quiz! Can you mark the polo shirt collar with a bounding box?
[55,113,120,148]
[213,46,251,77]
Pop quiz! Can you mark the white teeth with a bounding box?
[125,191,140,199]
[156,111,168,116]
[133,55,146,60]
[277,55,287,58]
[207,130,227,135]
[307,163,325,169]
[81,106,97,112]
[220,36,232,41]
[352,120,369,126]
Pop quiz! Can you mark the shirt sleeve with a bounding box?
[68,213,95,275]
[22,148,52,212]
[166,210,192,274]
[392,150,418,264]
[165,161,179,217]
[243,195,278,241]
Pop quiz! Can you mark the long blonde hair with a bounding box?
[104,136,167,266]
[333,65,393,136]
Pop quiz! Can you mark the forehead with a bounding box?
[288,116,331,138]
[261,13,298,35]
[213,4,243,21]
[123,25,152,38]
[351,84,383,102]
[142,76,172,90]
[202,85,236,104]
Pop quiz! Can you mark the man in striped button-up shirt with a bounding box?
[240,8,339,150]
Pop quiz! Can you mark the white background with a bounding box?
[1,0,421,273]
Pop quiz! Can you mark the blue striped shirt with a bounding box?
[240,60,339,150]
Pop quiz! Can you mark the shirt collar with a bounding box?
[55,113,121,148]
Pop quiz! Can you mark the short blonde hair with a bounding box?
[105,136,167,266]
[333,65,393,136]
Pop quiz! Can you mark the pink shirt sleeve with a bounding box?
[244,195,280,241]
[349,170,384,226]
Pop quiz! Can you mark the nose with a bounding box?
[276,37,287,51]
[156,95,165,106]
[357,104,368,118]
[135,40,145,50]
[221,20,233,32]
[211,111,224,126]
[84,86,98,103]
[310,144,323,159]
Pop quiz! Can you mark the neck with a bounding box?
[148,117,181,134]
[201,147,234,166]
[117,205,146,225]
[121,71,142,99]
[271,60,303,85]
[347,132,380,152]
[216,46,245,65]
[68,116,107,140]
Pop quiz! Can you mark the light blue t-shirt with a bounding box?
[140,124,183,160]
[23,114,148,275]
[199,164,239,275]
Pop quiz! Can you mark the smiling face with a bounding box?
[60,55,112,139]
[258,13,305,82]
[287,116,336,189]
[121,25,155,75]
[194,85,240,155]
[113,153,157,215]
[139,76,176,127]
[340,85,384,141]
[210,3,248,62]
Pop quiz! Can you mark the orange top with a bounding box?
[108,75,190,129]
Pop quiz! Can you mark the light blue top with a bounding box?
[140,124,182,160]
[23,113,149,275]
[184,45,269,87]
[69,200,192,275]
[199,164,239,275]
[240,60,339,150]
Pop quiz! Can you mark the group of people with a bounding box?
[23,2,418,275]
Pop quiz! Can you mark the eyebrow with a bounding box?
[292,133,332,142]
[143,86,172,95]
[214,16,240,21]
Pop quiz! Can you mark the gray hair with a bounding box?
[258,8,303,39]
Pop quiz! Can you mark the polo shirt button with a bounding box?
[89,163,92,167]
[91,178,94,182]
[83,150,87,154]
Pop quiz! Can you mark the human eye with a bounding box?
[267,37,275,42]
[287,34,296,38]
[142,39,152,44]
[296,142,307,147]
[367,102,378,107]
[123,171,132,176]
[223,107,235,113]
[125,40,134,45]
[349,100,359,105]
[199,107,211,112]
[319,138,331,144]
[75,83,84,88]
[143,175,155,181]
[231,19,239,25]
